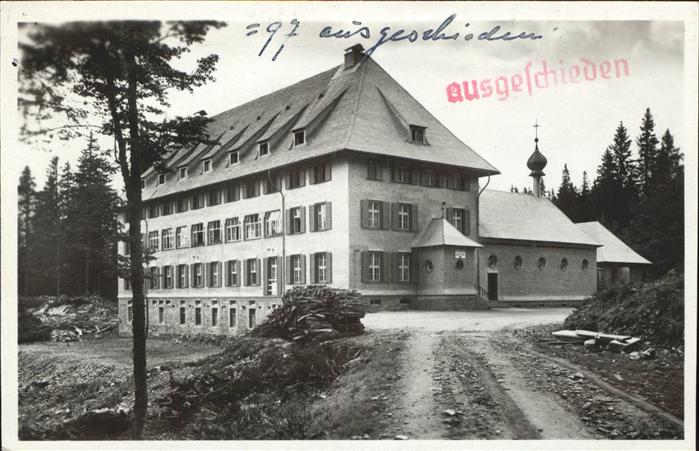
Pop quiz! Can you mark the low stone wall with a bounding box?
[357,294,489,312]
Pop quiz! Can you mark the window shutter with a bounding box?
[276,257,283,295]
[309,204,317,232]
[235,260,241,287]
[285,208,292,234]
[262,258,268,293]
[310,166,317,184]
[171,265,176,288]
[191,264,196,287]
[325,202,332,230]
[285,256,292,284]
[299,169,306,187]
[309,253,316,284]
[391,252,400,282]
[225,261,230,286]
[382,252,391,282]
[184,265,189,288]
[410,253,419,283]
[410,168,419,185]
[360,200,369,228]
[326,252,332,283]
[324,162,331,182]
[255,259,261,286]
[391,203,399,230]
[411,204,419,232]
[159,266,165,288]
[464,209,471,235]
[361,252,369,283]
[300,254,307,284]
[284,173,291,190]
[243,260,249,286]
[446,208,454,226]
[217,262,223,287]
[380,202,390,230]
[300,206,307,234]
[436,172,444,188]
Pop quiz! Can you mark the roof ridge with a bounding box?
[343,59,369,149]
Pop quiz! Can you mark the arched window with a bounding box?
[513,256,523,270]
[560,258,568,271]
[537,257,546,270]
[582,259,589,270]
[487,255,497,269]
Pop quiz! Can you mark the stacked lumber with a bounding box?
[551,329,643,353]
[30,296,118,342]
[252,285,365,342]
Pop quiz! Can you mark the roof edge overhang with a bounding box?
[479,237,601,249]
[411,243,483,249]
[597,260,652,266]
[344,148,500,176]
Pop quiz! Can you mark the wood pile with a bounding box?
[252,285,365,342]
[551,329,644,353]
[28,296,118,342]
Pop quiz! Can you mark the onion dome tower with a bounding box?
[527,120,547,197]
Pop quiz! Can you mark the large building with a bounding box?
[117,45,609,336]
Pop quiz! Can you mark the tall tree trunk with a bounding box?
[85,248,90,295]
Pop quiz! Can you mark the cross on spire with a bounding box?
[533,119,541,142]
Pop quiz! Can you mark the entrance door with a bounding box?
[487,273,498,301]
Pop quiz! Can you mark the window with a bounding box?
[195,307,202,325]
[141,179,146,189]
[287,169,305,189]
[176,196,188,213]
[244,179,259,199]
[163,266,174,289]
[179,307,186,324]
[410,125,426,143]
[289,207,305,234]
[177,264,188,288]
[398,204,410,231]
[420,170,439,187]
[538,257,546,270]
[398,254,410,282]
[209,261,221,287]
[161,228,174,250]
[208,188,221,206]
[452,174,469,191]
[212,307,218,327]
[158,173,166,185]
[291,255,304,284]
[369,252,381,282]
[294,129,306,146]
[229,308,236,327]
[226,260,239,286]
[560,258,569,271]
[149,267,160,289]
[248,308,257,328]
[148,203,160,218]
[513,256,523,270]
[258,141,269,157]
[203,159,212,173]
[265,173,281,194]
[264,210,282,237]
[446,208,469,235]
[368,201,381,228]
[176,226,189,248]
[225,217,241,242]
[158,307,164,324]
[246,259,259,286]
[392,165,412,184]
[311,202,331,231]
[191,223,205,246]
[582,259,589,270]
[313,252,331,284]
[228,151,239,166]
[244,214,261,240]
[192,191,206,209]
[225,183,239,202]
[148,231,160,251]
[367,159,382,180]
[487,255,497,269]
[179,167,188,179]
[161,201,172,216]
[310,162,331,184]
[370,299,381,306]
[192,263,203,288]
[207,220,222,245]
[451,209,464,234]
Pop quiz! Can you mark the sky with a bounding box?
[16,18,685,193]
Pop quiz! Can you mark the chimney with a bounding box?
[344,44,365,69]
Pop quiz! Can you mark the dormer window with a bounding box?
[158,174,166,185]
[410,125,426,144]
[229,151,239,165]
[141,179,146,189]
[294,129,306,146]
[203,159,212,174]
[179,167,188,179]
[258,141,269,157]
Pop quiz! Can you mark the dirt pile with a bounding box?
[20,295,119,343]
[252,286,365,342]
[563,271,684,346]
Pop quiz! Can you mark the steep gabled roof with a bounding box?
[413,217,483,248]
[141,50,499,201]
[479,190,600,247]
[576,221,652,264]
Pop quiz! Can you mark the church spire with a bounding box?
[526,119,548,197]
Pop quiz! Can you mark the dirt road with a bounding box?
[357,310,684,440]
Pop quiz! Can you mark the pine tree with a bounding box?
[32,157,62,296]
[635,108,659,194]
[577,171,594,222]
[555,164,579,220]
[17,167,36,296]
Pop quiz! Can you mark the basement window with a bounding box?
[410,125,426,144]
[258,141,269,157]
[294,129,306,146]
